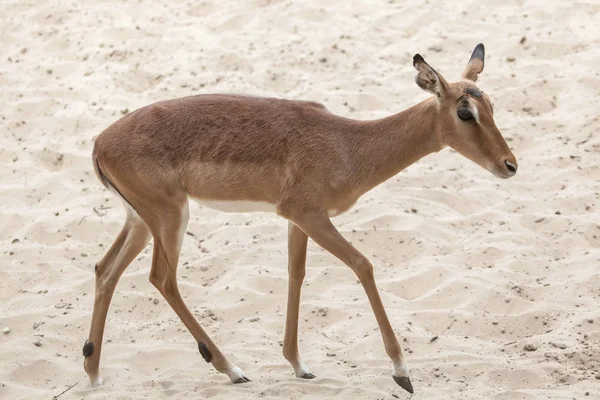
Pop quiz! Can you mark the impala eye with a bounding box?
[457,107,474,121]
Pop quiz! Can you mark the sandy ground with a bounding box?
[1,0,599,399]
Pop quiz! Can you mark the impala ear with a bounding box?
[413,54,448,98]
[462,43,485,82]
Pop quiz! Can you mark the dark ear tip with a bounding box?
[470,43,485,61]
[413,54,424,65]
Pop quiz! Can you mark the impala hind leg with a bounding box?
[283,222,315,379]
[84,208,151,386]
[144,200,250,384]
[284,210,414,394]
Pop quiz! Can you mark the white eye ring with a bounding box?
[470,104,480,123]
[462,98,480,123]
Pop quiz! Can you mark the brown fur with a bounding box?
[93,94,445,216]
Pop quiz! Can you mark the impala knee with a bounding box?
[149,270,165,293]
[289,266,306,281]
[351,256,374,280]
[149,272,176,297]
[149,269,160,287]
[94,262,104,277]
[94,262,117,295]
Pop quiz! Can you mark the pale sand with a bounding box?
[1,1,599,399]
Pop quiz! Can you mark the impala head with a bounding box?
[413,44,517,179]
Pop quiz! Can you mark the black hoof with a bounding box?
[301,372,316,379]
[234,376,251,384]
[393,376,414,394]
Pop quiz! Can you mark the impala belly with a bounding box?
[181,161,281,214]
[192,199,353,216]
[192,198,277,213]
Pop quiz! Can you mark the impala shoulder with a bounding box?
[292,99,329,113]
[305,100,328,110]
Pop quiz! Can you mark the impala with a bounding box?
[84,43,517,394]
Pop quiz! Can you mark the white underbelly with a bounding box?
[193,199,277,213]
[192,198,353,216]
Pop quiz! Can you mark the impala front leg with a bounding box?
[284,210,414,394]
[283,222,315,379]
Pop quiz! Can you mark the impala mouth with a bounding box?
[493,171,514,179]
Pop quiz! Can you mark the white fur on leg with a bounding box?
[227,365,246,383]
[393,359,409,377]
[90,376,104,387]
[292,359,311,377]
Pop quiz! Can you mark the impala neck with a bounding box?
[350,97,445,191]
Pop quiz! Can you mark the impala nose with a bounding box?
[505,160,517,174]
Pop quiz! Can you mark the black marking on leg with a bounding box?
[83,340,94,357]
[94,263,98,272]
[301,372,316,379]
[234,376,251,384]
[198,342,212,363]
[393,376,414,394]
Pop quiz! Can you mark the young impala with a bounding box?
[84,44,517,394]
